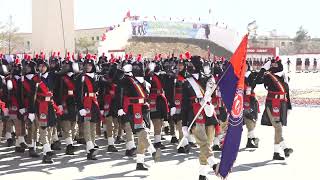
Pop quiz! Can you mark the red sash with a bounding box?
[8,79,18,115]
[174,87,182,112]
[149,75,169,112]
[123,77,147,126]
[83,76,99,120]
[103,83,117,113]
[62,75,75,101]
[191,99,206,124]
[188,77,206,124]
[38,101,49,127]
[174,75,185,113]
[266,73,287,118]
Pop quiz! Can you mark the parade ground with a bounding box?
[0,105,319,180]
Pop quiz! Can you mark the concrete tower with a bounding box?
[32,0,74,56]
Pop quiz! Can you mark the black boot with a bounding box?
[284,148,293,158]
[58,132,63,138]
[15,146,26,153]
[20,142,28,149]
[212,164,218,174]
[107,145,118,152]
[136,163,148,171]
[199,175,208,180]
[177,145,190,154]
[51,141,61,150]
[76,138,86,145]
[66,144,76,155]
[125,147,137,157]
[29,148,40,158]
[115,136,125,144]
[6,138,14,147]
[189,142,197,148]
[273,152,285,160]
[46,151,57,158]
[11,132,16,140]
[212,145,222,151]
[164,126,170,135]
[42,153,54,164]
[246,138,258,148]
[154,142,166,149]
[170,137,179,144]
[87,149,98,160]
[36,141,42,146]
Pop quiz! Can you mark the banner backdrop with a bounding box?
[131,21,210,39]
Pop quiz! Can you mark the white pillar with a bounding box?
[32,0,75,56]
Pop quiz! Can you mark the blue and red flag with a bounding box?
[217,34,248,178]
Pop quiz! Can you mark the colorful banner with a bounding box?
[131,21,210,39]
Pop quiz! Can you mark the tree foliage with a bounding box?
[0,16,22,54]
[75,37,97,54]
[294,26,311,53]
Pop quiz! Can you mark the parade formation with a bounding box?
[0,50,293,180]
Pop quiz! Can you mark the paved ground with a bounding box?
[0,106,319,180]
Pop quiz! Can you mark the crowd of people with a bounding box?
[0,52,293,180]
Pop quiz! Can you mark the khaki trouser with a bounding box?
[0,121,3,139]
[117,122,122,137]
[152,118,162,136]
[61,120,76,141]
[244,117,256,132]
[83,121,96,144]
[39,126,53,145]
[77,122,84,139]
[4,119,13,138]
[123,122,133,142]
[105,116,120,138]
[220,120,228,135]
[26,119,39,146]
[7,115,27,144]
[136,129,150,154]
[194,123,214,165]
[176,120,183,140]
[266,107,284,144]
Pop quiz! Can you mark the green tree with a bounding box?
[294,26,311,53]
[75,37,97,54]
[0,16,22,54]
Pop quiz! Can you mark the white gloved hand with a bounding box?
[79,109,87,116]
[170,107,176,116]
[3,108,9,116]
[204,103,215,117]
[58,105,63,112]
[28,113,35,122]
[100,110,104,116]
[118,109,126,116]
[182,126,189,137]
[19,108,26,115]
[6,80,13,90]
[261,60,271,70]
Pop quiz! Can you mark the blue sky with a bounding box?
[0,0,318,37]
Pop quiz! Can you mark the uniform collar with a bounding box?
[67,72,74,77]
[14,75,21,80]
[274,71,284,77]
[26,74,34,80]
[245,71,251,78]
[86,72,95,78]
[41,72,49,78]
